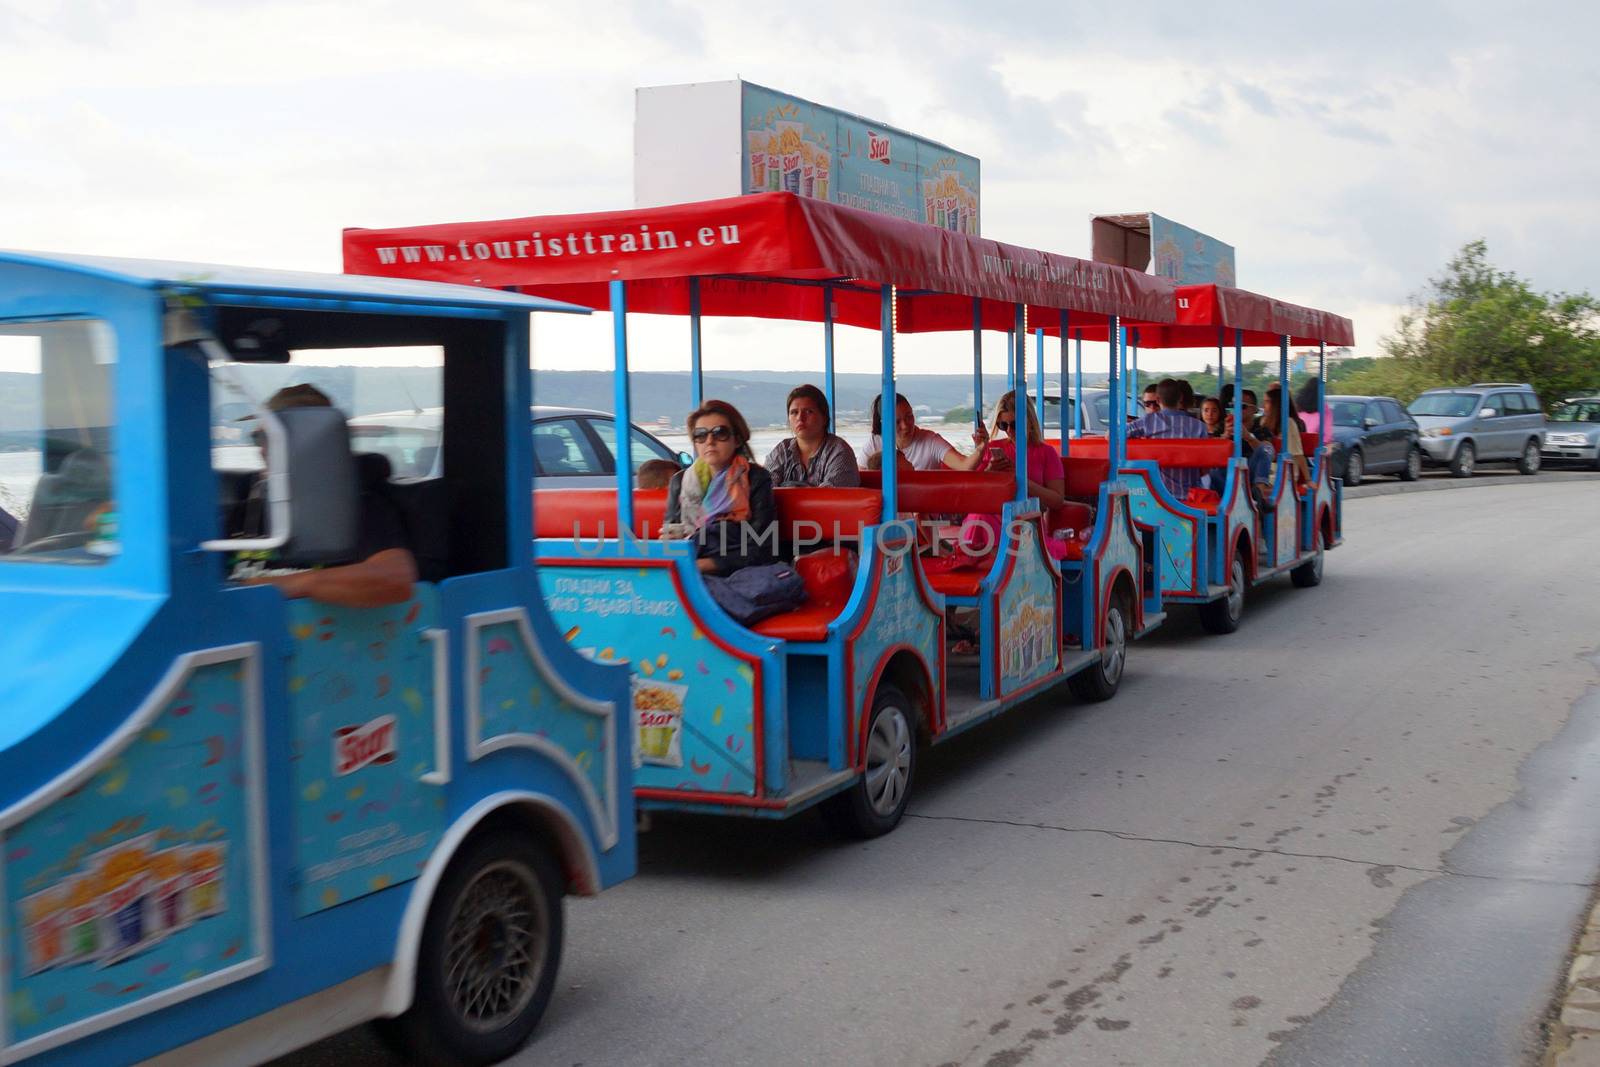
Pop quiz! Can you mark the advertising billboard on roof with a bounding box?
[1092,211,1236,287]
[635,80,980,234]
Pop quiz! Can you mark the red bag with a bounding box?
[1185,487,1221,510]
[793,549,854,607]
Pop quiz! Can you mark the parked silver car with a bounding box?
[1407,383,1545,477]
[1541,396,1600,470]
[1043,388,1112,435]
[347,405,683,487]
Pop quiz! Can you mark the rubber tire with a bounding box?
[1518,439,1541,475]
[1399,447,1422,482]
[1069,588,1130,703]
[1198,549,1247,635]
[822,685,917,839]
[376,832,564,1067]
[1448,441,1476,478]
[1342,448,1364,487]
[1290,536,1324,588]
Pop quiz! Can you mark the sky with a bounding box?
[3,0,1597,379]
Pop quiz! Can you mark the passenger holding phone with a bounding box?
[977,390,1066,508]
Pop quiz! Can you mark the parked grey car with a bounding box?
[1407,383,1545,477]
[347,405,683,487]
[1326,395,1422,485]
[1541,396,1600,470]
[1044,388,1112,435]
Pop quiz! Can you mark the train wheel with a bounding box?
[823,685,916,839]
[1069,587,1129,703]
[378,831,564,1066]
[1199,549,1247,634]
[1290,536,1325,588]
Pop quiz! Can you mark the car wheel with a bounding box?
[822,685,916,839]
[1342,448,1364,487]
[1518,439,1541,475]
[1399,447,1422,482]
[1199,550,1246,635]
[1449,441,1476,478]
[377,831,564,1067]
[1070,587,1130,703]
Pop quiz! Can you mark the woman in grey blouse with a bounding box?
[763,384,861,487]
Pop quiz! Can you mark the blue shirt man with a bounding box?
[1127,379,1210,498]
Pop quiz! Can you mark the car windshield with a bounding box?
[1408,393,1478,417]
[1047,394,1112,427]
[1331,401,1368,428]
[1549,400,1600,423]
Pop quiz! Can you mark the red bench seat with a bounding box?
[533,486,880,544]
[857,470,1016,514]
[1066,437,1234,468]
[750,602,839,641]
[534,488,668,539]
[924,566,986,598]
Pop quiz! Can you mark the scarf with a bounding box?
[676,455,751,530]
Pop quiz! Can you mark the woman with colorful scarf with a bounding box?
[663,399,777,574]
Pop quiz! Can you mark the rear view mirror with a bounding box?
[1479,407,1497,419]
[677,451,692,466]
[1362,417,1377,429]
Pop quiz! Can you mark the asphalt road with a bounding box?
[279,477,1600,1067]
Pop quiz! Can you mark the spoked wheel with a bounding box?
[1518,439,1542,475]
[1199,550,1246,634]
[1070,588,1129,702]
[1290,536,1325,588]
[1342,448,1364,487]
[377,832,563,1066]
[1400,447,1422,482]
[823,685,916,839]
[1449,441,1476,478]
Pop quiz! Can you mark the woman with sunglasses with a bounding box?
[978,390,1067,508]
[952,390,1072,572]
[663,399,777,574]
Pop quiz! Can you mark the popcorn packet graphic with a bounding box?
[632,678,687,768]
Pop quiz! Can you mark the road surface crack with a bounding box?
[903,812,1594,888]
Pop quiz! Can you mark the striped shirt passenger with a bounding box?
[1127,379,1211,499]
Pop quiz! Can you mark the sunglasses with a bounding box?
[996,419,1015,432]
[692,425,734,443]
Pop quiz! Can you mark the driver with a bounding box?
[230,384,416,607]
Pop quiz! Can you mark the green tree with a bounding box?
[1342,240,1600,407]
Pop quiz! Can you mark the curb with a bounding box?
[1546,890,1600,1066]
[1345,470,1600,500]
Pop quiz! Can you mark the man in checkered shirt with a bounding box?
[1127,378,1210,498]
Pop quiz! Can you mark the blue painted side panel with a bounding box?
[286,591,444,916]
[536,558,771,798]
[848,529,941,740]
[4,656,260,1049]
[997,521,1059,694]
[1120,465,1203,596]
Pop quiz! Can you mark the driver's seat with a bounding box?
[17,448,110,548]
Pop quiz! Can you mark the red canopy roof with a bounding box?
[1046,284,1353,347]
[342,192,1176,333]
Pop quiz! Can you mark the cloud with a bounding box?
[0,0,1596,368]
